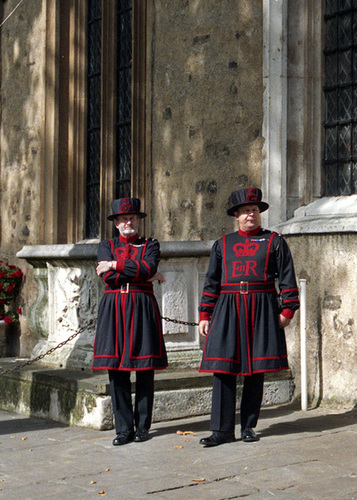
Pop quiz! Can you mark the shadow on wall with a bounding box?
[0,1,45,251]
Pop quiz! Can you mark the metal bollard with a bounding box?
[299,278,308,411]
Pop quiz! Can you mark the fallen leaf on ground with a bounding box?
[192,478,206,482]
[21,437,27,441]
[176,430,196,435]
[105,468,110,472]
[174,445,184,449]
[90,481,97,484]
[98,490,106,496]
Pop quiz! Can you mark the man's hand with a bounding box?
[148,272,166,284]
[199,320,210,337]
[96,261,115,277]
[279,314,291,329]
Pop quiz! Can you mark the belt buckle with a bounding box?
[240,281,249,294]
[120,283,129,294]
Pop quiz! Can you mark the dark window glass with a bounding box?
[324,1,357,195]
[85,1,133,237]
[115,0,132,198]
[86,0,102,238]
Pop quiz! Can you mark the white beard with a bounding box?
[120,228,136,236]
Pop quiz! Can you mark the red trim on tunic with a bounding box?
[203,291,220,298]
[222,281,274,286]
[220,288,276,294]
[119,293,127,368]
[142,239,149,257]
[198,367,289,376]
[141,240,152,279]
[236,293,241,363]
[98,366,167,372]
[134,260,141,279]
[128,294,164,360]
[129,292,135,359]
[243,294,252,373]
[222,235,228,281]
[281,288,299,294]
[252,293,256,343]
[200,312,212,321]
[238,226,262,237]
[103,271,112,281]
[93,290,121,359]
[119,234,139,244]
[116,261,125,273]
[281,308,295,319]
[264,232,276,281]
[203,356,242,364]
[253,355,282,361]
[142,260,151,277]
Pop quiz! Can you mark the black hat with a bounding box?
[107,197,147,221]
[227,188,269,216]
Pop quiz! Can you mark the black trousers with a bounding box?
[210,372,265,433]
[108,370,154,434]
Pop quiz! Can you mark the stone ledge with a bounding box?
[275,195,357,234]
[16,240,214,262]
[0,360,294,430]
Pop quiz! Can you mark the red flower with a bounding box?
[6,284,15,293]
[4,316,13,324]
[9,269,23,278]
[16,308,22,315]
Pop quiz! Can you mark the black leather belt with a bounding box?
[221,281,276,294]
[104,283,154,294]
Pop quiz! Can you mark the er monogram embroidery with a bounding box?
[231,238,260,278]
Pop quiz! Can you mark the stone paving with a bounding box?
[0,403,356,499]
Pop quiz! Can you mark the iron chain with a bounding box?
[0,316,199,376]
[161,316,199,327]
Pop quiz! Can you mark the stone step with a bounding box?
[0,359,294,430]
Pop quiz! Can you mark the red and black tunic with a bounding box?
[92,234,168,371]
[199,227,299,376]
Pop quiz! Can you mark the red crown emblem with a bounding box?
[233,239,259,257]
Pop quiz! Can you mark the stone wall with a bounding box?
[150,0,263,242]
[284,233,357,409]
[0,0,45,353]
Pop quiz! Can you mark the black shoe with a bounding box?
[241,427,259,442]
[134,428,149,442]
[112,429,134,446]
[199,432,235,447]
